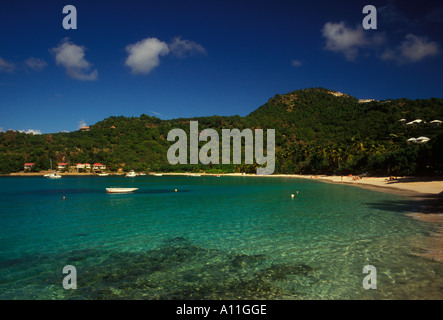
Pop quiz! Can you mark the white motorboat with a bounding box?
[126,170,137,177]
[153,173,163,176]
[106,188,139,193]
[97,173,109,176]
[45,172,62,179]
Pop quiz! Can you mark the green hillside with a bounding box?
[1,88,442,175]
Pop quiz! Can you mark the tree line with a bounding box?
[1,88,442,176]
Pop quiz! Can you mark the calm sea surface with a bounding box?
[0,176,441,299]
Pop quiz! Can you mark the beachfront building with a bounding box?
[80,126,90,132]
[76,163,85,172]
[24,163,35,171]
[430,120,442,126]
[92,163,106,172]
[76,163,85,170]
[57,163,68,170]
[76,163,92,173]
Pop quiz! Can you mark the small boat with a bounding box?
[44,159,62,178]
[153,173,163,176]
[97,173,109,176]
[106,188,138,193]
[45,172,62,179]
[126,170,137,177]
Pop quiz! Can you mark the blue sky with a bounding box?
[0,0,442,134]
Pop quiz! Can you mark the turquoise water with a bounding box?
[0,176,441,299]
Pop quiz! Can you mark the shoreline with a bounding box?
[282,174,442,197]
[3,171,442,195]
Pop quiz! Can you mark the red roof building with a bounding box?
[92,163,106,170]
[24,163,35,171]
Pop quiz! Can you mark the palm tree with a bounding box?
[330,145,349,170]
[368,143,387,156]
[351,137,366,155]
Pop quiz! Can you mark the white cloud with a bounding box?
[0,127,4,133]
[51,38,98,81]
[0,57,15,73]
[381,34,440,64]
[125,37,206,75]
[125,38,170,75]
[169,36,207,58]
[78,119,87,129]
[18,129,42,135]
[24,57,47,72]
[291,60,303,67]
[322,22,370,61]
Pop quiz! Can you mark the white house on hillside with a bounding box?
[406,119,423,125]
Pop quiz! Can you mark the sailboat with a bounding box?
[44,159,62,179]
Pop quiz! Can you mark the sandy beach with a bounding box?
[294,174,443,196]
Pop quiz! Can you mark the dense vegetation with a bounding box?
[1,88,442,176]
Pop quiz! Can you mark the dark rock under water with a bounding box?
[0,236,316,300]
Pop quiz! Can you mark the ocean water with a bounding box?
[0,175,441,300]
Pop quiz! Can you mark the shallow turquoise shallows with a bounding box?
[0,176,441,299]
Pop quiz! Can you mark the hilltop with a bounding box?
[1,88,442,175]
